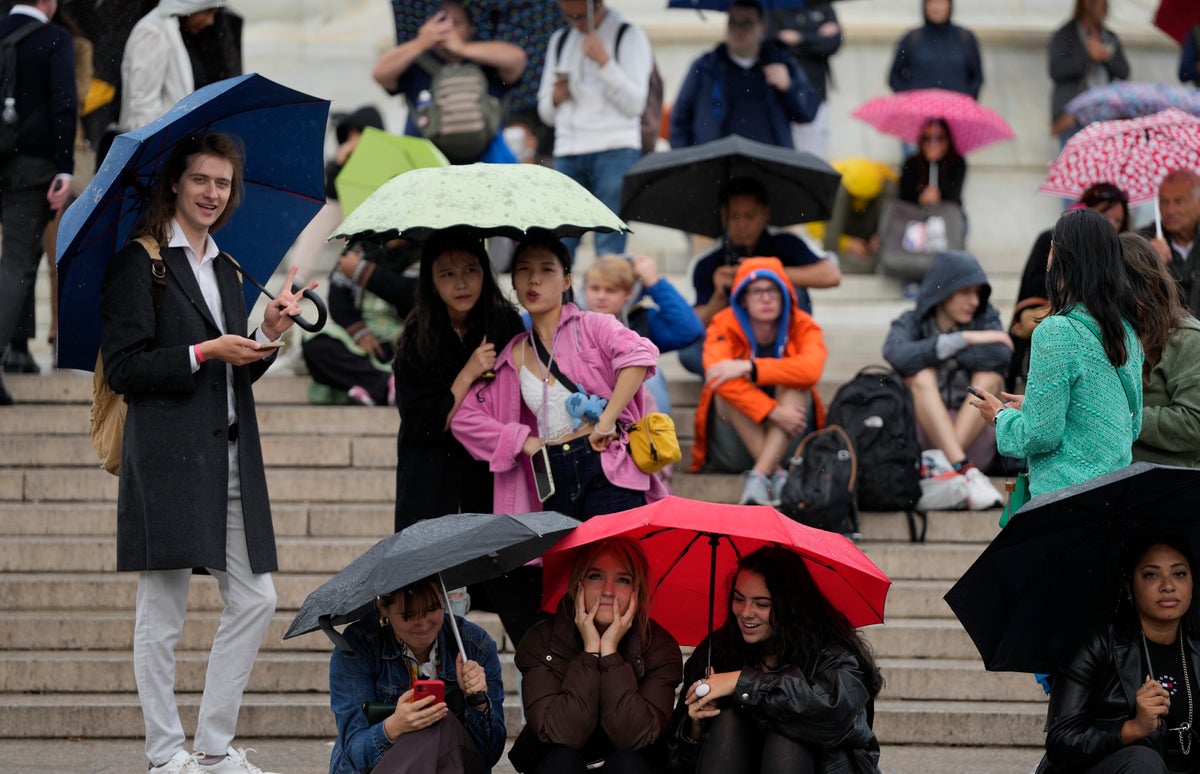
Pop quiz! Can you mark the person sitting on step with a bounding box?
[690,256,827,507]
[883,250,1010,510]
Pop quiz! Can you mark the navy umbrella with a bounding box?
[56,73,330,371]
[284,511,580,650]
[945,463,1200,674]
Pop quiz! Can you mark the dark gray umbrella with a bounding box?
[619,134,842,238]
[944,463,1200,674]
[285,511,580,649]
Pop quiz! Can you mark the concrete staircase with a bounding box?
[0,363,1048,751]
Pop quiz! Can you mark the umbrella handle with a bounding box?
[289,286,328,333]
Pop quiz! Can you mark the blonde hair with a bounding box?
[585,255,636,293]
[566,536,652,641]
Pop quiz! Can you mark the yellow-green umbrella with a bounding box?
[330,162,629,242]
[334,127,448,216]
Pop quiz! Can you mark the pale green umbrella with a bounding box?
[329,162,629,242]
[334,127,449,216]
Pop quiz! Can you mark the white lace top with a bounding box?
[520,365,576,442]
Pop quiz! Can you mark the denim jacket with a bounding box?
[328,615,506,773]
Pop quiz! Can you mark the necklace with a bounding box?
[1179,627,1194,755]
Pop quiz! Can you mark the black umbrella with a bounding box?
[619,135,842,238]
[285,511,580,650]
[944,463,1200,674]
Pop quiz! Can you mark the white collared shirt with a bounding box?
[170,219,237,424]
[9,5,48,22]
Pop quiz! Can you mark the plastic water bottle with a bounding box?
[2,98,17,125]
[415,89,431,131]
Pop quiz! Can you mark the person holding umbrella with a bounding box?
[669,546,883,774]
[1048,0,1130,143]
[507,536,683,773]
[898,117,966,208]
[1038,536,1199,774]
[328,576,506,774]
[971,208,1143,499]
[99,132,315,774]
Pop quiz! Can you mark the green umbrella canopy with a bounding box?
[329,162,630,242]
[334,127,448,216]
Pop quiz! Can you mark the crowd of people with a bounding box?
[5,0,1200,773]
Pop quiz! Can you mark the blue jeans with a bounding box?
[543,440,644,519]
[678,338,705,377]
[555,147,640,256]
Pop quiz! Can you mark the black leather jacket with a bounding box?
[668,635,881,774]
[1038,623,1198,773]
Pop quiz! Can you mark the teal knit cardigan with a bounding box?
[996,307,1143,497]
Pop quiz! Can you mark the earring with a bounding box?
[379,613,389,628]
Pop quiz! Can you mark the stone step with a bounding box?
[0,404,401,436]
[0,690,1044,746]
[876,658,1046,703]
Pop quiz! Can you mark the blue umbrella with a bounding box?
[55,73,330,371]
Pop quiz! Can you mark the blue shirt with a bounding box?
[689,230,824,314]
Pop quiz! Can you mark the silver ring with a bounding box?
[694,680,711,698]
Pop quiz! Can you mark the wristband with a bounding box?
[351,327,371,343]
[994,407,1006,426]
[748,360,757,383]
[466,690,489,709]
[594,424,618,437]
[194,344,206,364]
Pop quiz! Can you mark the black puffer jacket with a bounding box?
[1038,623,1190,773]
[668,635,881,774]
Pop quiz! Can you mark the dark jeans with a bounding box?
[543,440,644,520]
[534,746,654,774]
[301,334,394,404]
[0,155,54,373]
[697,709,815,774]
[1073,746,1170,774]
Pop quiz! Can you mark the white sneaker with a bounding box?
[739,470,775,506]
[963,467,1004,510]
[194,748,279,774]
[917,471,970,511]
[150,751,203,774]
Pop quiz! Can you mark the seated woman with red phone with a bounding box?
[328,577,506,774]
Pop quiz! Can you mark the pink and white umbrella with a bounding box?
[851,88,1015,154]
[1039,108,1200,205]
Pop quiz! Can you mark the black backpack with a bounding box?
[778,424,860,539]
[825,366,926,541]
[0,19,42,157]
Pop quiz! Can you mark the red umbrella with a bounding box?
[1154,0,1200,44]
[540,496,891,650]
[851,88,1015,154]
[1039,107,1200,205]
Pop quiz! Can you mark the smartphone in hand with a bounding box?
[257,340,286,351]
[966,385,984,398]
[412,679,445,704]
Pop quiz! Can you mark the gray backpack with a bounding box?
[412,54,502,164]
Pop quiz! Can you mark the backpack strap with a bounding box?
[132,235,167,312]
[2,18,43,48]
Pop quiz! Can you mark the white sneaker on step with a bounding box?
[917,471,970,511]
[149,751,203,774]
[963,467,1004,510]
[194,748,279,774]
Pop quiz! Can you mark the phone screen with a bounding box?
[530,446,555,503]
[258,340,286,351]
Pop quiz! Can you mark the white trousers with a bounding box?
[791,101,831,160]
[134,441,277,765]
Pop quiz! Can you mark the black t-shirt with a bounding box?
[1146,636,1199,760]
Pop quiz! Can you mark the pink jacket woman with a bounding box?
[452,302,667,515]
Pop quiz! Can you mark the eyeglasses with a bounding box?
[920,134,947,144]
[560,1,599,22]
[745,286,782,299]
[398,604,443,623]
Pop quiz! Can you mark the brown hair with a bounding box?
[566,536,652,642]
[140,132,246,249]
[1120,232,1185,383]
[585,255,636,293]
[377,577,442,616]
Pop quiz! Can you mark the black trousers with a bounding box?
[0,155,54,362]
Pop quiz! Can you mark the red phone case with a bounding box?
[412,679,445,704]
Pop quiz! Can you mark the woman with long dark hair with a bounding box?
[451,232,666,520]
[898,117,966,207]
[669,547,883,774]
[1121,233,1200,468]
[392,228,524,530]
[972,208,1143,497]
[1039,537,1199,774]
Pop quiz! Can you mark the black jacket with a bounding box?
[669,634,881,774]
[1038,623,1194,773]
[0,10,76,174]
[1137,221,1200,318]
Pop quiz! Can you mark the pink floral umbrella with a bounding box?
[1038,108,1200,205]
[851,88,1015,154]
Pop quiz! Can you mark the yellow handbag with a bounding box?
[627,413,681,474]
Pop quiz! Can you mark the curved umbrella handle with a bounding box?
[289,286,328,332]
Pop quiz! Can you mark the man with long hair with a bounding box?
[99,132,314,774]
